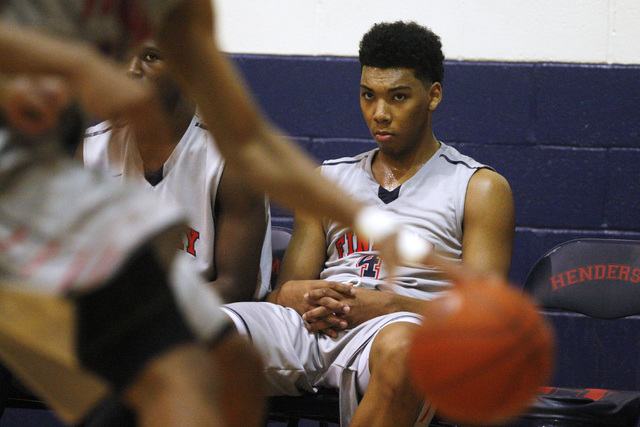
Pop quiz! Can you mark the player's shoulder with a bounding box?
[322,149,373,168]
[437,142,487,171]
[82,121,118,167]
[320,150,373,180]
[84,121,113,140]
[187,114,219,152]
[468,167,511,195]
[176,114,224,172]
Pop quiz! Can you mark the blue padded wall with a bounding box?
[231,55,640,287]
[545,311,640,391]
[231,53,640,392]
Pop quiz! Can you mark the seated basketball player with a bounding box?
[0,1,439,426]
[222,21,515,427]
[81,40,272,302]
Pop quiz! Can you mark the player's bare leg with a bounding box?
[123,343,225,426]
[350,322,424,427]
[210,333,266,427]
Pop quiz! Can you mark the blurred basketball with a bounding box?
[407,277,555,426]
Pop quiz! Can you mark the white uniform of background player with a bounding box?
[83,113,273,299]
[223,142,489,425]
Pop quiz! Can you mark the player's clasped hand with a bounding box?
[301,281,356,337]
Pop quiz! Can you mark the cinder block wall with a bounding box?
[233,55,640,287]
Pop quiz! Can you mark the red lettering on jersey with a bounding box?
[566,269,578,285]
[336,232,379,259]
[184,227,200,257]
[356,236,370,253]
[632,268,640,283]
[594,265,606,279]
[346,232,355,256]
[272,259,281,278]
[336,233,376,259]
[335,235,347,258]
[607,264,619,280]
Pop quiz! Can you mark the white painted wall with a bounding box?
[214,0,640,64]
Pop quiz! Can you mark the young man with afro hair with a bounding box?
[223,21,515,427]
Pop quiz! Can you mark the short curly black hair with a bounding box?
[359,21,444,85]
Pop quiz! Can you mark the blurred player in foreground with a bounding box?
[0,0,441,426]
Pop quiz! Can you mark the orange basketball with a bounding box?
[407,277,555,426]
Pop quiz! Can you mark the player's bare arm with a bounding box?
[211,163,268,303]
[158,0,365,229]
[461,168,515,279]
[0,21,171,154]
[268,212,341,307]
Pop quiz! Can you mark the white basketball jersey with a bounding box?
[320,142,489,300]
[83,115,272,297]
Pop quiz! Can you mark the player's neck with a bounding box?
[169,99,197,143]
[137,100,195,175]
[373,135,440,191]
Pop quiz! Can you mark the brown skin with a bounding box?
[213,163,268,303]
[361,67,442,189]
[271,66,515,427]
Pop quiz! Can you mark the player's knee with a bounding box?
[369,322,418,390]
[125,343,215,407]
[213,332,264,383]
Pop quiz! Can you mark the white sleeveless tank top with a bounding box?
[83,115,273,298]
[320,142,489,300]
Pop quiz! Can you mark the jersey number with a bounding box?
[356,255,381,279]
